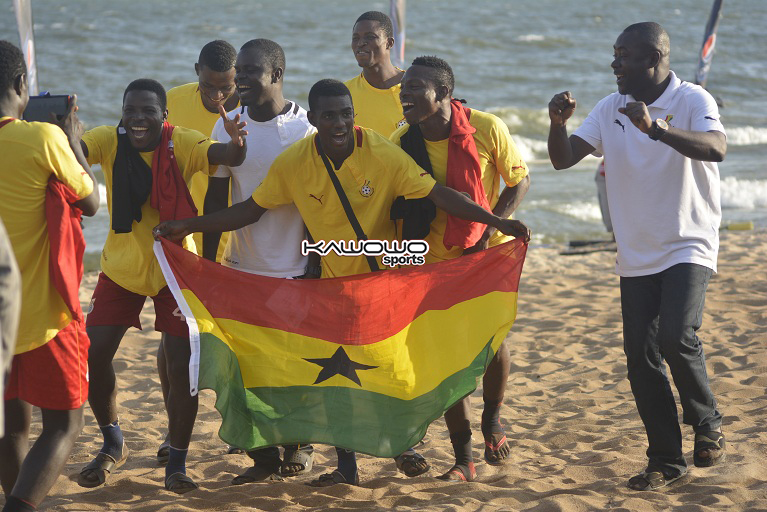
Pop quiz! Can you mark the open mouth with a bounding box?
[237,84,251,93]
[401,102,415,114]
[330,131,348,145]
[128,126,149,140]
[615,74,625,85]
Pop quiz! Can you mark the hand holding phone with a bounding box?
[53,94,84,143]
[22,94,71,122]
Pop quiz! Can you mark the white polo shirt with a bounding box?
[573,71,725,277]
[211,102,315,277]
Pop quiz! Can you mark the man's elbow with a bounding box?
[78,197,99,217]
[709,143,726,162]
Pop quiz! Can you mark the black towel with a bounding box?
[390,124,437,240]
[111,123,153,233]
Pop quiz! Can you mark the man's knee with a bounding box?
[41,407,84,440]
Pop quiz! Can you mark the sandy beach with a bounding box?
[20,229,767,511]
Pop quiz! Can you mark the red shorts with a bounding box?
[85,272,188,338]
[5,319,89,410]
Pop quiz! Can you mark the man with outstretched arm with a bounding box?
[0,40,99,512]
[391,55,530,482]
[77,78,246,494]
[154,79,530,487]
[547,22,726,491]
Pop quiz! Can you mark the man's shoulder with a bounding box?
[83,124,117,146]
[171,124,210,145]
[344,74,363,89]
[468,108,507,133]
[273,133,314,163]
[167,83,198,103]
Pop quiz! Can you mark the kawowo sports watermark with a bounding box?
[301,240,429,267]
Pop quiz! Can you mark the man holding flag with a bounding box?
[154,78,530,486]
[391,55,530,481]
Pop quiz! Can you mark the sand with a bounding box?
[15,229,767,511]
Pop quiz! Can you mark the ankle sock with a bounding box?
[165,446,188,478]
[481,399,503,438]
[450,430,473,468]
[3,496,37,511]
[335,447,357,482]
[98,419,124,460]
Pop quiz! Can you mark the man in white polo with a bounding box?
[547,22,726,491]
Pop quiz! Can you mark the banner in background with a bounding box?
[695,0,724,88]
[13,0,38,95]
[390,0,406,69]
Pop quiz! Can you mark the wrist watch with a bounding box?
[649,118,669,141]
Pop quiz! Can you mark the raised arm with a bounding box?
[207,105,248,167]
[153,197,265,242]
[55,96,99,216]
[618,101,726,162]
[547,91,597,170]
[426,184,531,242]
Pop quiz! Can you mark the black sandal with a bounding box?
[627,469,685,491]
[693,431,726,467]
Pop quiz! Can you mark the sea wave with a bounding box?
[555,202,603,222]
[721,177,767,209]
[516,34,545,42]
[99,183,107,205]
[726,126,767,146]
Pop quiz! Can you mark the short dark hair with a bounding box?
[240,39,286,74]
[0,40,26,94]
[308,79,351,112]
[622,22,670,56]
[198,40,237,72]
[122,78,167,111]
[355,11,393,39]
[411,55,455,95]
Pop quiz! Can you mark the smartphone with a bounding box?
[23,95,71,122]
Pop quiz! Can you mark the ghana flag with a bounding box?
[154,237,526,457]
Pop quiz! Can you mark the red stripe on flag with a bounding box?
[160,238,525,345]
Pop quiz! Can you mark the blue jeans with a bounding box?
[620,263,722,476]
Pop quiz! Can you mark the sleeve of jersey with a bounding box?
[689,89,726,135]
[210,119,232,178]
[42,125,94,198]
[572,99,606,156]
[178,127,217,178]
[490,117,529,187]
[391,145,437,200]
[81,125,113,166]
[251,156,294,209]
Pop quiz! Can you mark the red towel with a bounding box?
[150,122,198,235]
[443,100,491,250]
[45,178,86,324]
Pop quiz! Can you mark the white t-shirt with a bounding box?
[211,102,315,277]
[573,71,725,277]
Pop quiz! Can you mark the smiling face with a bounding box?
[308,94,355,161]
[399,65,445,126]
[351,20,392,69]
[196,64,236,112]
[234,47,277,108]
[612,31,654,97]
[122,90,167,151]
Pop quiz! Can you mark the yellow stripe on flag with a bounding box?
[181,289,517,400]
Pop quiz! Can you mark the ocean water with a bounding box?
[2,0,765,250]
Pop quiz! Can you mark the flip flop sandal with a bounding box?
[157,439,170,466]
[77,443,129,488]
[394,451,430,477]
[281,447,314,477]
[308,470,359,487]
[231,465,284,485]
[627,470,686,491]
[694,431,726,467]
[436,463,476,482]
[484,434,510,466]
[165,472,199,494]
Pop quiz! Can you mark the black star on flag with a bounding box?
[304,346,377,386]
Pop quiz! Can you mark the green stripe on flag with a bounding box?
[198,332,500,457]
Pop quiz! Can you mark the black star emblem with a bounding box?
[304,347,377,386]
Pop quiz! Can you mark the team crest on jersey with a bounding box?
[360,180,374,197]
[397,118,407,128]
[664,114,674,123]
